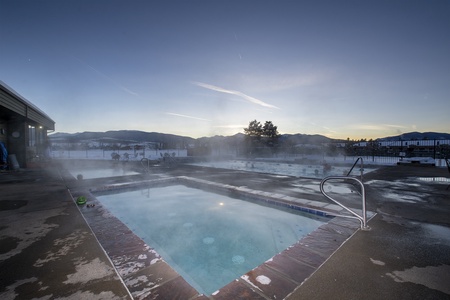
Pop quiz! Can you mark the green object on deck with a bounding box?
[76,196,87,205]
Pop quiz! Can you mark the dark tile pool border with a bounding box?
[74,176,371,299]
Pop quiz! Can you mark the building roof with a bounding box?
[0,80,55,130]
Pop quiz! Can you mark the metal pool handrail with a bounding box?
[320,176,370,230]
[141,157,151,173]
[347,156,364,180]
[445,157,450,190]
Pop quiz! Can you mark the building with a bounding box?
[0,81,55,168]
[343,139,450,159]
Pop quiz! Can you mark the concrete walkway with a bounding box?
[1,162,449,299]
[0,165,132,300]
[286,165,450,299]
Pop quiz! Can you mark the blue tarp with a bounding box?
[0,141,7,169]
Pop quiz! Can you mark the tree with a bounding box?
[244,120,263,139]
[344,138,356,156]
[262,121,279,147]
[243,120,280,156]
[244,120,262,155]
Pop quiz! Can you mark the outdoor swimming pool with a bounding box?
[95,184,328,295]
[190,160,376,178]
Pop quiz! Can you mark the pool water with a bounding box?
[96,185,327,295]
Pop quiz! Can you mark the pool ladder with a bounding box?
[320,157,370,230]
[346,156,364,180]
[141,158,151,173]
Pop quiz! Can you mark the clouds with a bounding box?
[192,81,280,109]
[337,123,415,139]
[238,69,331,93]
[1,1,448,139]
[165,112,211,122]
[352,124,409,132]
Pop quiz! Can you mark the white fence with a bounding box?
[49,148,448,167]
[50,148,187,161]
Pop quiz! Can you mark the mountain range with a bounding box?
[49,130,450,145]
[378,132,450,141]
[49,130,194,144]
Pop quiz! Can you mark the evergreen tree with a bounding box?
[262,121,279,148]
[244,120,280,155]
[244,120,263,139]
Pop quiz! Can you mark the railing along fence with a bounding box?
[48,138,450,167]
[50,148,188,160]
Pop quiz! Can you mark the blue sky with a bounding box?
[1,0,449,139]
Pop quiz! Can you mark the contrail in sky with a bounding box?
[192,81,280,109]
[214,124,246,129]
[73,56,140,97]
[166,112,211,121]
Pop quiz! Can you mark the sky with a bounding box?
[1,0,449,140]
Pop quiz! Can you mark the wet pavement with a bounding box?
[1,161,449,299]
[0,165,132,299]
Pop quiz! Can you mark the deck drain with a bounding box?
[232,255,245,264]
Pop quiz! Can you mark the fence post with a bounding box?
[433,139,436,159]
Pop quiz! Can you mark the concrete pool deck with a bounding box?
[1,161,450,299]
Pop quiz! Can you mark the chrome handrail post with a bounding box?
[347,156,364,181]
[141,157,150,173]
[320,176,370,230]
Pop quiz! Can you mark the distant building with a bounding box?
[342,139,450,158]
[0,81,55,168]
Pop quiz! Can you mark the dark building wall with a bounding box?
[0,82,55,168]
[0,119,7,145]
[7,121,27,167]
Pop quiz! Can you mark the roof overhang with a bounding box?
[0,81,55,131]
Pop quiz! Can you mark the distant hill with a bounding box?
[378,132,450,141]
[49,130,196,145]
[49,130,334,145]
[49,130,450,146]
[280,133,332,145]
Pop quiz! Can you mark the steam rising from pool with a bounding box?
[59,160,142,180]
[190,160,375,178]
